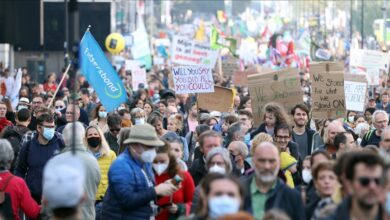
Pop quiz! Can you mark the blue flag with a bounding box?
[80,31,127,112]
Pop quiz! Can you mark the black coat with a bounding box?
[325,196,383,220]
[243,175,306,220]
[189,157,207,186]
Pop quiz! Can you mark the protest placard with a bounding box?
[248,68,303,126]
[310,62,346,119]
[131,67,147,91]
[221,55,239,76]
[125,60,141,71]
[344,74,367,112]
[172,66,214,94]
[350,49,389,86]
[171,36,218,68]
[197,86,234,112]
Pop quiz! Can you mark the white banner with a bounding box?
[131,67,147,91]
[171,36,218,68]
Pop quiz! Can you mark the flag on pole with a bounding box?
[211,26,237,54]
[80,29,127,112]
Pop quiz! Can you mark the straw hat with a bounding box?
[123,124,164,147]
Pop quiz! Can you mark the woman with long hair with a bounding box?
[89,104,109,133]
[153,141,195,220]
[251,102,290,138]
[85,125,117,202]
[148,112,168,137]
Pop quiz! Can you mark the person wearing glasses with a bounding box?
[104,113,122,155]
[15,112,65,204]
[329,151,384,220]
[361,110,389,147]
[273,123,299,162]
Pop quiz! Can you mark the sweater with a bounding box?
[0,171,40,220]
[155,171,195,220]
[96,150,117,200]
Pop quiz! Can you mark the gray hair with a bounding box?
[63,122,86,146]
[228,141,249,158]
[205,147,233,173]
[0,139,14,170]
[227,121,245,139]
[373,110,389,124]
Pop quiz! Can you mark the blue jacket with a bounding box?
[14,132,65,202]
[101,148,157,220]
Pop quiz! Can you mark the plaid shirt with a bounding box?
[21,130,63,146]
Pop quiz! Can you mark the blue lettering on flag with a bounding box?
[80,31,127,112]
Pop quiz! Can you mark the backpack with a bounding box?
[3,126,28,171]
[0,175,14,220]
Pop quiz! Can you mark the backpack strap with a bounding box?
[364,130,374,142]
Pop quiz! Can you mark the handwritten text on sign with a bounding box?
[344,81,367,112]
[311,73,345,118]
[172,66,214,94]
[171,36,218,67]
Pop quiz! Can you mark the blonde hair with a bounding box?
[85,125,111,157]
[168,114,183,133]
[251,133,274,156]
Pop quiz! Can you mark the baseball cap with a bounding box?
[43,154,85,210]
[19,97,30,105]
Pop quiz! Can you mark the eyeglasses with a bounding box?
[357,177,380,187]
[110,128,121,133]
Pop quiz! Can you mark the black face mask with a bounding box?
[87,137,101,148]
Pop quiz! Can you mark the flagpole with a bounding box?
[48,63,71,108]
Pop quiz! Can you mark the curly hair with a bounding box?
[263,102,291,126]
[156,140,182,179]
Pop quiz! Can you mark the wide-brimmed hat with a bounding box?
[124,124,164,147]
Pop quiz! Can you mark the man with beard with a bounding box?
[243,141,306,220]
[330,151,384,220]
[291,104,322,157]
[361,110,389,147]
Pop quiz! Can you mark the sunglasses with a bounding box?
[357,177,380,187]
[110,128,120,132]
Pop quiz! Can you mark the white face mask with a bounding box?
[135,118,145,125]
[141,149,157,163]
[208,195,240,219]
[302,169,312,184]
[152,163,168,176]
[209,165,226,174]
[348,116,355,123]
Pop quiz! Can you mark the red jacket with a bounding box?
[0,118,12,133]
[155,171,195,220]
[0,171,40,220]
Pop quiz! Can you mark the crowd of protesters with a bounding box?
[0,57,390,220]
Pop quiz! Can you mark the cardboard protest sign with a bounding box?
[171,36,218,68]
[310,62,346,119]
[131,67,147,91]
[172,66,214,94]
[248,68,303,126]
[350,49,389,85]
[197,86,234,112]
[233,70,248,86]
[221,55,239,76]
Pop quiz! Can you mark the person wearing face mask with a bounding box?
[190,147,233,214]
[185,173,244,220]
[14,112,65,204]
[130,107,147,125]
[85,125,116,202]
[89,104,109,133]
[101,124,179,220]
[243,141,306,220]
[228,141,251,176]
[345,111,357,129]
[153,141,195,220]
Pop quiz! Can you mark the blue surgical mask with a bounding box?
[99,111,107,118]
[386,192,390,216]
[43,127,55,141]
[135,118,145,125]
[244,133,251,147]
[208,195,240,219]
